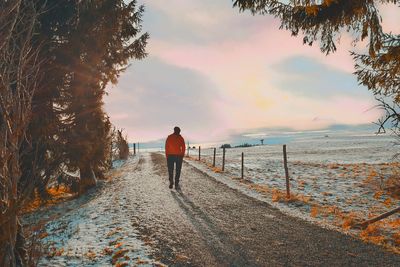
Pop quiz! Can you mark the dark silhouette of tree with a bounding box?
[232,0,399,101]
[1,0,148,265]
[19,0,84,201]
[221,144,232,149]
[58,0,148,192]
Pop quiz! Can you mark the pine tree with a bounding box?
[19,0,82,200]
[59,0,148,192]
[232,0,399,101]
[20,0,148,195]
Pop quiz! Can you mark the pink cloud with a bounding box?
[104,1,392,142]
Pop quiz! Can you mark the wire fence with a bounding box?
[187,145,292,196]
[185,142,400,214]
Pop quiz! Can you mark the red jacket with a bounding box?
[165,134,186,156]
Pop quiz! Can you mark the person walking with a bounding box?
[165,127,186,189]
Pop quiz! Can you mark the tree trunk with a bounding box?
[79,165,97,193]
[15,220,27,266]
[94,167,105,180]
[0,211,18,267]
[35,178,50,200]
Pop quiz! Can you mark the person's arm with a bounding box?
[165,136,169,157]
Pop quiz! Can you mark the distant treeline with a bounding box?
[220,143,259,149]
[0,1,148,265]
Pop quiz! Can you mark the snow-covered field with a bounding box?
[188,132,400,252]
[23,157,164,267]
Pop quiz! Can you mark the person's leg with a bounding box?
[175,156,183,187]
[166,156,174,188]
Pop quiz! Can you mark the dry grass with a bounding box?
[21,186,77,214]
[112,249,129,265]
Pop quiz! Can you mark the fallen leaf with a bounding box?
[310,207,319,218]
[383,198,392,208]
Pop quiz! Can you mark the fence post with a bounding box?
[283,144,290,198]
[133,143,136,155]
[198,146,201,161]
[222,147,226,171]
[137,142,139,153]
[213,148,216,167]
[241,152,244,179]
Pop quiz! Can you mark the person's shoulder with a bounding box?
[179,135,185,141]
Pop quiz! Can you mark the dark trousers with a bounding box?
[167,155,183,185]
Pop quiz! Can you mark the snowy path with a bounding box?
[30,152,400,266]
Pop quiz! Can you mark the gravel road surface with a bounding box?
[121,153,400,266]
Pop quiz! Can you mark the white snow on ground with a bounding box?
[185,132,400,251]
[25,156,164,267]
[112,159,126,169]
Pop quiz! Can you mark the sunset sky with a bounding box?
[104,0,400,144]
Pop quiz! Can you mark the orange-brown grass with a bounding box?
[108,169,124,180]
[154,262,168,267]
[103,247,113,256]
[112,249,129,265]
[310,206,319,218]
[373,191,384,200]
[38,232,49,239]
[341,213,360,230]
[85,250,97,260]
[269,188,312,205]
[115,262,129,267]
[385,173,400,199]
[307,204,365,230]
[21,191,42,214]
[297,180,307,190]
[305,203,400,253]
[249,184,270,194]
[136,257,150,264]
[175,254,190,262]
[360,224,386,245]
[393,232,400,246]
[114,242,124,249]
[327,163,339,169]
[383,198,393,207]
[387,218,400,229]
[48,247,64,258]
[211,167,223,173]
[21,185,76,214]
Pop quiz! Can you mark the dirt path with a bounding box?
[122,153,399,266]
[29,152,400,266]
